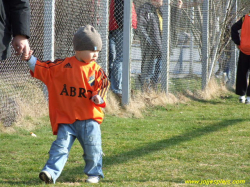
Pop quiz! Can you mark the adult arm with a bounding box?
[231,16,243,46]
[9,0,30,38]
[137,4,152,45]
[170,0,183,47]
[9,0,31,56]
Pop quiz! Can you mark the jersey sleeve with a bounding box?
[92,68,110,108]
[31,59,54,85]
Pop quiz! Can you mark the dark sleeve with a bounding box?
[9,0,30,38]
[170,6,182,26]
[170,6,182,47]
[137,5,151,44]
[231,16,243,45]
[114,0,124,28]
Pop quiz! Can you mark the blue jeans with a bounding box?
[41,120,104,183]
[109,29,123,94]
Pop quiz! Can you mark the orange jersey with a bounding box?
[240,13,250,55]
[31,56,110,135]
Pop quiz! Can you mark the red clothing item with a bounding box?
[109,0,137,31]
[31,56,110,135]
[240,13,250,55]
[132,3,137,29]
[109,0,119,31]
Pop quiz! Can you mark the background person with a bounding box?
[109,0,137,96]
[137,0,183,89]
[215,14,235,83]
[0,0,30,60]
[231,13,250,104]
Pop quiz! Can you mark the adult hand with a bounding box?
[12,35,30,57]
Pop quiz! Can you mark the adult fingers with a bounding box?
[13,43,23,55]
[22,43,30,57]
[12,36,30,56]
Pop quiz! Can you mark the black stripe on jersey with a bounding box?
[35,58,65,69]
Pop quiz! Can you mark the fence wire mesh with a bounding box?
[131,0,248,94]
[0,0,250,127]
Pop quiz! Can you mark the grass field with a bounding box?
[0,91,249,187]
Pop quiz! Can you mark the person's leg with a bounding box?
[245,55,250,97]
[236,52,249,97]
[224,51,231,75]
[40,124,76,183]
[75,120,104,179]
[109,31,116,79]
[141,48,155,86]
[215,53,224,76]
[110,29,123,95]
[152,56,162,84]
[140,44,148,85]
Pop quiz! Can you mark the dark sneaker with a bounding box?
[239,99,245,103]
[245,99,250,104]
[39,171,53,184]
[85,176,100,183]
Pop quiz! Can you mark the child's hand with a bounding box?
[91,95,103,104]
[22,50,33,61]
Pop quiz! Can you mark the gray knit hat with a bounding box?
[73,25,102,51]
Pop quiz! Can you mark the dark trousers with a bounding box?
[236,51,250,96]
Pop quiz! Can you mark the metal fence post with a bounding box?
[43,0,55,99]
[99,0,109,73]
[229,0,237,86]
[161,0,171,94]
[122,0,132,105]
[103,1,109,74]
[189,3,194,75]
[202,0,209,90]
[44,0,55,61]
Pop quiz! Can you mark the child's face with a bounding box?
[75,50,99,63]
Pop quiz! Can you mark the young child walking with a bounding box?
[22,25,110,184]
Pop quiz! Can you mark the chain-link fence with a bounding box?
[131,0,248,94]
[0,0,109,127]
[0,0,249,127]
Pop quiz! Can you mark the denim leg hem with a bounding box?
[86,174,104,179]
[111,90,122,95]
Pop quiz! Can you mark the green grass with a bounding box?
[0,92,249,187]
[130,76,203,94]
[169,77,202,93]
